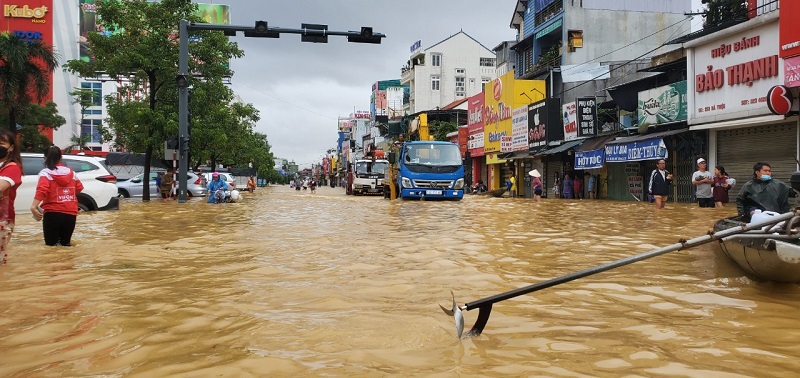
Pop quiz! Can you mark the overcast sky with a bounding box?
[215,0,705,169]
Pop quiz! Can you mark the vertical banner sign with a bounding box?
[780,0,800,59]
[467,93,485,157]
[4,0,54,139]
[785,56,800,88]
[545,98,564,143]
[527,100,548,152]
[511,106,528,151]
[626,163,642,200]
[500,136,513,152]
[576,97,597,137]
[562,101,578,141]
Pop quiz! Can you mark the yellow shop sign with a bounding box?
[4,5,49,19]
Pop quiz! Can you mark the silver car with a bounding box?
[116,171,207,198]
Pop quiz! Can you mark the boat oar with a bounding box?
[441,210,800,338]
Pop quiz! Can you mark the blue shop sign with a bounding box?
[575,149,604,169]
[605,138,668,162]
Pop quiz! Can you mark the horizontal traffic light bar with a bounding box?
[188,22,385,44]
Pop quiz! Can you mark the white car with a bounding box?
[16,153,120,213]
[202,172,236,190]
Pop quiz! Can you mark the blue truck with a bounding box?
[387,140,465,200]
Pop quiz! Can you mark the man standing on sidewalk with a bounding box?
[692,158,715,207]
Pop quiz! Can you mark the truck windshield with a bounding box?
[356,161,389,175]
[404,144,462,166]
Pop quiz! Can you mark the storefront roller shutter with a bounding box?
[544,159,562,198]
[717,122,797,200]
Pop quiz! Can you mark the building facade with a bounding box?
[401,32,497,114]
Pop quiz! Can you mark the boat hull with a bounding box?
[713,218,800,283]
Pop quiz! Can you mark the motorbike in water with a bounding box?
[209,188,241,203]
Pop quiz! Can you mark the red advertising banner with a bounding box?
[467,93,485,157]
[458,126,468,158]
[2,0,54,139]
[780,0,800,58]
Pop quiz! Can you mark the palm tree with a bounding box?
[64,133,91,154]
[0,32,59,135]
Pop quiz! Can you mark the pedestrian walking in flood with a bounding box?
[529,169,543,202]
[553,172,561,198]
[585,172,596,200]
[0,130,23,264]
[713,165,733,208]
[573,173,582,200]
[508,172,517,198]
[648,159,672,209]
[692,158,715,207]
[562,173,574,199]
[30,146,84,247]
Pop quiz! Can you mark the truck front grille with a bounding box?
[413,179,453,189]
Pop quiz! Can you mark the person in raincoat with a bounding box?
[207,172,229,203]
[736,162,796,220]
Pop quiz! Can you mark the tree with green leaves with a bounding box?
[430,120,459,142]
[0,100,66,152]
[702,0,748,29]
[0,32,59,136]
[65,0,243,201]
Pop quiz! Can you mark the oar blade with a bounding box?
[454,305,464,338]
[438,303,454,316]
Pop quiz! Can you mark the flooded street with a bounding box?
[2,185,800,377]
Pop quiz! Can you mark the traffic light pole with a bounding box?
[177,19,190,202]
[176,19,384,203]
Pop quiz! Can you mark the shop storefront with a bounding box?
[603,130,684,201]
[686,13,799,200]
[528,98,563,197]
[483,72,546,190]
[467,93,486,187]
[574,134,617,199]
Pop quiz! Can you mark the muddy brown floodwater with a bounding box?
[2,185,799,377]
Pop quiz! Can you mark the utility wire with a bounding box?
[558,16,693,75]
[602,17,696,90]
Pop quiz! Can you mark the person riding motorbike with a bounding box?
[207,172,230,203]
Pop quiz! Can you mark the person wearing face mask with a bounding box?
[0,130,23,265]
[736,162,796,220]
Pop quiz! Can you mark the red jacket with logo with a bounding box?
[34,165,84,216]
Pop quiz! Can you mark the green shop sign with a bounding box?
[637,81,687,125]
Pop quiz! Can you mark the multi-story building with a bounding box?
[400,32,497,114]
[510,0,691,103]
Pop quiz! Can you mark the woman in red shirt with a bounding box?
[0,131,23,265]
[30,147,84,246]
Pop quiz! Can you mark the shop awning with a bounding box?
[604,128,689,162]
[688,114,788,131]
[573,134,619,169]
[538,139,585,156]
[576,134,619,152]
[498,150,537,160]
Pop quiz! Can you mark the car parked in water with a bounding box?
[116,171,207,198]
[16,153,120,212]
[202,172,235,190]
